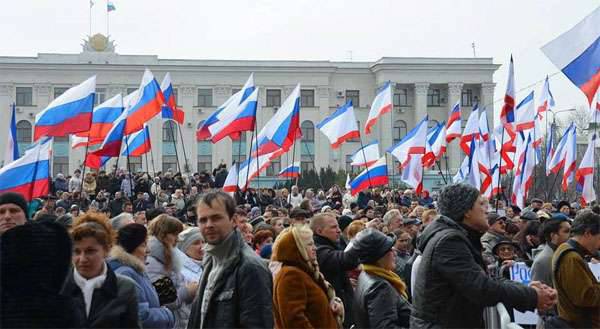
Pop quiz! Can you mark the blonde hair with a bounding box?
[347,221,366,240]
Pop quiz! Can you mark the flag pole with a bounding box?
[124,134,134,195]
[390,83,395,188]
[290,134,297,188]
[89,1,92,36]
[176,123,190,174]
[168,121,182,174]
[436,160,448,185]
[253,120,260,190]
[358,132,374,189]
[80,142,90,192]
[243,127,256,194]
[495,126,505,211]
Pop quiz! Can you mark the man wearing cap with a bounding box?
[289,207,311,225]
[0,192,29,236]
[481,213,508,265]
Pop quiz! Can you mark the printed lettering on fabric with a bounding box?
[510,262,538,325]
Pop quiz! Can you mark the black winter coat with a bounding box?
[354,271,411,329]
[314,234,360,328]
[187,230,273,329]
[410,215,538,329]
[60,266,140,329]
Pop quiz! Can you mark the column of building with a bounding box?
[0,84,14,165]
[413,83,429,123]
[447,82,463,171]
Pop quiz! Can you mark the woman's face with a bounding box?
[132,240,148,262]
[186,239,205,261]
[272,220,284,235]
[304,237,317,261]
[463,195,489,233]
[73,237,108,279]
[379,248,396,271]
[497,244,515,261]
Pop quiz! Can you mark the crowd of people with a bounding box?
[1,167,599,329]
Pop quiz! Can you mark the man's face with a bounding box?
[490,218,506,234]
[552,221,571,245]
[197,201,236,245]
[317,216,341,243]
[366,209,375,219]
[124,204,133,213]
[395,232,412,253]
[0,204,27,235]
[506,207,514,218]
[134,211,146,225]
[389,216,402,231]
[531,201,543,211]
[115,192,122,199]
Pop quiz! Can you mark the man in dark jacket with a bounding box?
[188,192,273,329]
[411,183,556,329]
[311,213,360,328]
[109,191,126,218]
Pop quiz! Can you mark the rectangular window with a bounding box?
[95,88,107,105]
[345,90,360,107]
[197,89,213,107]
[197,141,212,173]
[129,157,143,173]
[427,89,441,107]
[393,89,409,106]
[266,159,281,176]
[162,156,178,173]
[300,89,315,107]
[301,158,315,173]
[266,89,281,107]
[16,87,33,106]
[53,157,69,177]
[53,87,69,99]
[232,133,247,164]
[461,89,473,106]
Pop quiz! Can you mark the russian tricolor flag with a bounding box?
[317,100,360,149]
[365,81,393,134]
[85,109,128,169]
[514,91,536,132]
[350,157,388,196]
[252,84,301,159]
[278,162,301,178]
[160,73,185,125]
[350,140,380,167]
[576,133,596,206]
[74,94,125,148]
[209,74,258,143]
[124,69,165,135]
[34,76,96,141]
[0,138,52,201]
[542,6,600,105]
[122,125,151,157]
[4,104,19,165]
[446,101,461,143]
[387,115,428,168]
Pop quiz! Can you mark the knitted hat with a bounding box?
[117,224,148,253]
[438,184,480,222]
[338,215,353,232]
[177,227,203,253]
[0,192,29,220]
[351,228,396,264]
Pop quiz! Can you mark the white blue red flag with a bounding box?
[512,133,535,209]
[423,122,446,168]
[124,69,165,135]
[446,101,462,143]
[515,91,536,132]
[350,157,388,196]
[317,101,360,149]
[387,115,428,168]
[4,104,19,165]
[365,81,392,134]
[34,76,96,141]
[560,125,577,192]
[237,152,274,190]
[351,141,380,167]
[160,73,185,125]
[73,94,124,148]
[401,155,423,194]
[85,108,128,169]
[460,104,480,154]
[122,125,151,157]
[576,133,596,206]
[545,123,555,176]
[223,163,239,193]
[537,76,555,119]
[548,123,575,175]
[542,6,600,105]
[500,56,516,125]
[0,137,52,200]
[278,162,301,178]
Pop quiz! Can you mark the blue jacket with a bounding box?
[108,246,175,329]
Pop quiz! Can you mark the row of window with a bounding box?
[13,85,478,108]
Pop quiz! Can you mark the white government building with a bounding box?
[0,34,499,190]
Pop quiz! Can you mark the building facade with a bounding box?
[0,35,499,190]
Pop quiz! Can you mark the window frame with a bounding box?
[197,88,213,107]
[427,88,441,107]
[16,87,33,106]
[300,89,315,107]
[345,90,360,108]
[266,89,282,107]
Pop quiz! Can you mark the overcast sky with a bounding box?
[1,0,599,122]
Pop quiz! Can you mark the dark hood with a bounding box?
[417,215,466,253]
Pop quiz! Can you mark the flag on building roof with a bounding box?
[500,56,516,125]
[515,91,536,132]
[160,73,185,125]
[223,163,239,193]
[252,84,301,159]
[446,101,462,143]
[350,157,388,196]
[541,6,600,105]
[387,115,428,168]
[317,100,360,149]
[351,140,380,167]
[278,162,301,178]
[122,125,151,157]
[401,155,423,195]
[34,76,96,141]
[537,76,555,118]
[460,104,480,154]
[0,137,52,201]
[124,69,165,135]
[4,104,19,165]
[365,81,392,134]
[576,133,596,206]
[423,122,446,168]
[209,74,258,143]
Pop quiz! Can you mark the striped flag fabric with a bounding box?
[223,163,239,193]
[124,69,165,135]
[317,101,360,149]
[537,76,555,118]
[350,141,380,167]
[387,115,428,168]
[0,138,52,200]
[350,157,388,195]
[4,104,19,165]
[500,56,516,125]
[365,81,393,134]
[446,101,462,143]
[122,125,152,157]
[160,73,185,125]
[515,91,536,132]
[278,162,301,178]
[576,133,596,206]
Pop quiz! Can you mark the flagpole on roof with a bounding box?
[89,0,93,36]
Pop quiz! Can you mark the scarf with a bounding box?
[362,264,408,299]
[73,263,108,317]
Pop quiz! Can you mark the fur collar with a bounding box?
[110,245,145,273]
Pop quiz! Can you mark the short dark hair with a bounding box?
[540,218,568,244]
[571,211,600,236]
[199,191,236,219]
